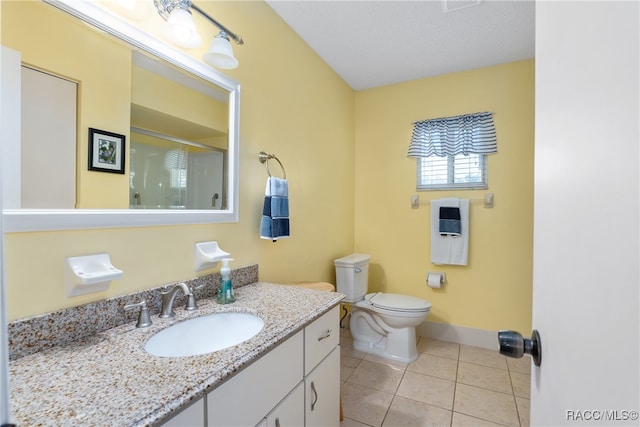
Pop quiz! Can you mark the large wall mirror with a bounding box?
[1,0,239,231]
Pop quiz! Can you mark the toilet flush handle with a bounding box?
[355,267,362,273]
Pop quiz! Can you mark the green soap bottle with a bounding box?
[217,258,235,304]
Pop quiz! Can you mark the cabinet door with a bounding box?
[161,398,205,427]
[265,382,304,427]
[305,347,340,427]
[208,331,303,427]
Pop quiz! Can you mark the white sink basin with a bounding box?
[144,312,264,357]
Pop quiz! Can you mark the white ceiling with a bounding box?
[265,0,535,90]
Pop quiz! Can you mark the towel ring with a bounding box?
[258,151,287,179]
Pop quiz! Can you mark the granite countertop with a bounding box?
[9,282,344,426]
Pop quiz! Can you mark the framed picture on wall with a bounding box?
[88,128,126,174]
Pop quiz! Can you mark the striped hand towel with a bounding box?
[260,177,290,241]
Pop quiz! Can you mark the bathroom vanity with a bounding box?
[164,306,339,427]
[8,282,343,426]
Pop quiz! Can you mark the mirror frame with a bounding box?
[3,0,240,232]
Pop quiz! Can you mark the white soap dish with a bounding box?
[65,253,123,297]
[194,241,230,271]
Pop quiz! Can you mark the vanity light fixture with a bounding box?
[203,31,238,69]
[154,0,244,68]
[155,0,201,48]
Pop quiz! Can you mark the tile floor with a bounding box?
[339,328,531,427]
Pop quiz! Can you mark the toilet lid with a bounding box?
[365,292,431,312]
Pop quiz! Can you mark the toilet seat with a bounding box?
[362,292,431,313]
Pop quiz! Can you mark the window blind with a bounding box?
[417,153,486,190]
[407,111,497,157]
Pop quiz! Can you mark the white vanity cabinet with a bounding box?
[264,382,305,427]
[161,398,205,427]
[207,331,304,427]
[163,305,340,427]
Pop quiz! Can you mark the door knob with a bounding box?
[498,329,541,367]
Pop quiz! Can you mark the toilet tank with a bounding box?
[334,254,371,303]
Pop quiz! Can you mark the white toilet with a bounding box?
[335,254,431,363]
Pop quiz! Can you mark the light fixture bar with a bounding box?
[190,2,243,45]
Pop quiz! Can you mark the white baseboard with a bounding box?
[416,321,499,351]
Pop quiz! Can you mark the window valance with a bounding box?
[407,112,497,157]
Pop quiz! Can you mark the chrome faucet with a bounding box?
[159,282,193,318]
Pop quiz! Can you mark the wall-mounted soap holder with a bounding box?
[65,253,123,297]
[194,241,230,272]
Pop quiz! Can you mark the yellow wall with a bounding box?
[354,60,535,333]
[2,1,532,335]
[131,65,228,133]
[3,1,355,320]
[2,0,131,209]
[3,2,230,209]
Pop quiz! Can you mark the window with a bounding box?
[417,153,487,190]
[408,112,497,191]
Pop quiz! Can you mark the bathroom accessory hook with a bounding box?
[258,151,287,179]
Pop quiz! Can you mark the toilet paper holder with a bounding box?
[427,272,446,288]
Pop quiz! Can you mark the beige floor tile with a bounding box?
[364,353,409,371]
[510,371,530,399]
[451,412,507,426]
[516,397,530,427]
[454,383,519,427]
[341,382,394,427]
[341,366,355,383]
[341,341,368,360]
[457,361,513,394]
[340,334,532,427]
[340,417,373,427]
[417,338,460,360]
[342,354,362,367]
[396,372,456,410]
[382,396,452,427]
[459,345,507,370]
[507,356,532,374]
[407,354,458,381]
[348,360,405,394]
[341,355,361,383]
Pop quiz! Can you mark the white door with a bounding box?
[0,46,17,425]
[20,66,77,208]
[531,2,639,426]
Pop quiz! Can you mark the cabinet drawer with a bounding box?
[304,306,339,375]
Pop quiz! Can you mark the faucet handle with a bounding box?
[185,283,205,311]
[190,283,206,292]
[124,300,153,328]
